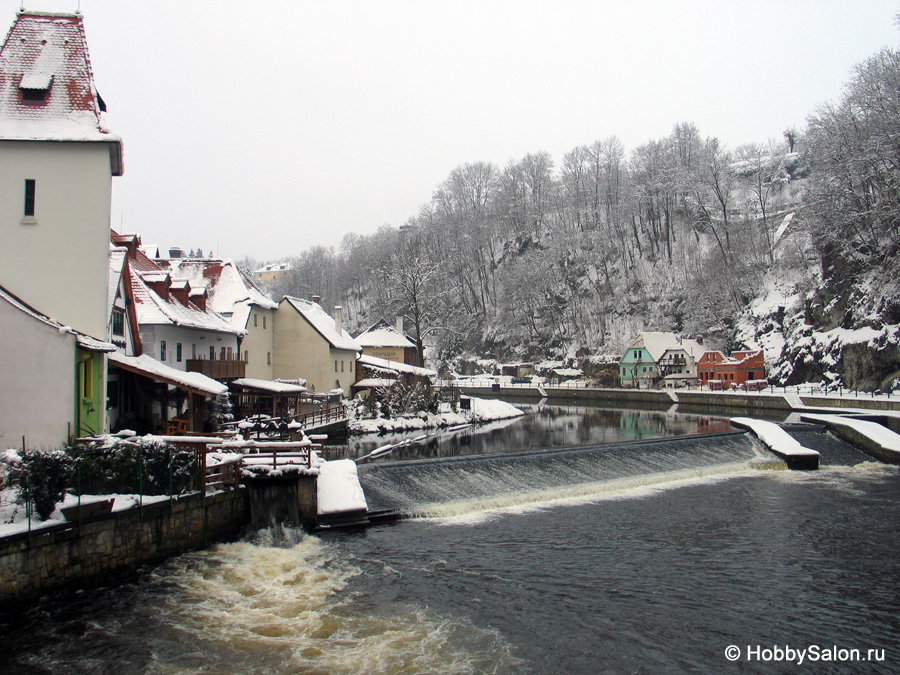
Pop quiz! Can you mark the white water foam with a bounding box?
[144,527,518,674]
[418,460,765,526]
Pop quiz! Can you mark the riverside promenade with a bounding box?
[444,379,900,417]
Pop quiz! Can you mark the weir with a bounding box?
[357,431,765,519]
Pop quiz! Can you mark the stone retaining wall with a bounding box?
[0,489,250,605]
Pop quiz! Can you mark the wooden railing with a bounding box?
[186,358,246,380]
[294,405,346,429]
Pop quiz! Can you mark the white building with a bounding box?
[0,10,123,441]
[154,256,278,380]
[0,10,123,341]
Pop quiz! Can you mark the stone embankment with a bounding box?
[0,490,248,604]
[451,383,900,415]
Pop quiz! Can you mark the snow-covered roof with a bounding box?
[628,332,681,361]
[253,262,291,274]
[108,351,227,396]
[0,282,114,351]
[357,353,436,377]
[131,270,242,335]
[356,324,415,348]
[108,245,126,322]
[282,297,361,352]
[231,378,307,394]
[0,11,122,173]
[155,259,277,329]
[354,377,399,388]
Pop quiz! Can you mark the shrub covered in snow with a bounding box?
[3,449,77,521]
[71,436,195,496]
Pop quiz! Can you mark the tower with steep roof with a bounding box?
[0,9,123,340]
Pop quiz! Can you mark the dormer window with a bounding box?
[19,73,52,106]
[20,87,48,104]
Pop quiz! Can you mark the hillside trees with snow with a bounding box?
[264,39,900,390]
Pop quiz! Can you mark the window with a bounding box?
[335,360,338,372]
[253,314,258,327]
[210,346,215,360]
[227,347,233,359]
[220,347,226,360]
[21,88,47,104]
[24,179,35,217]
[176,343,183,363]
[341,360,344,373]
[192,344,197,359]
[263,316,267,329]
[81,358,93,399]
[160,340,167,361]
[111,308,125,336]
[267,352,272,365]
[244,350,249,363]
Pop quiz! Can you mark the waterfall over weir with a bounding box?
[357,431,766,520]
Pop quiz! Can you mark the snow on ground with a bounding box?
[349,396,525,434]
[0,490,171,538]
[316,459,367,515]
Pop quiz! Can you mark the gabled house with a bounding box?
[0,284,114,446]
[355,317,419,367]
[154,256,278,380]
[354,354,436,396]
[698,350,766,389]
[252,262,291,285]
[112,232,244,375]
[658,338,706,385]
[619,332,682,388]
[0,9,123,440]
[275,297,361,397]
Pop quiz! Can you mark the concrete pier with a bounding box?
[730,417,820,469]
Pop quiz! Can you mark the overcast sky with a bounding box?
[6,1,900,262]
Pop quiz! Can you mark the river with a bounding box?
[1,404,899,674]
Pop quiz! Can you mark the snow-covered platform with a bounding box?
[799,414,900,465]
[730,417,820,469]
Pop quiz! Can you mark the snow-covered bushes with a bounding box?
[72,436,195,496]
[2,449,76,521]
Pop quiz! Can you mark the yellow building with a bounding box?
[274,297,360,397]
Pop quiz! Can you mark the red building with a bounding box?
[697,350,765,389]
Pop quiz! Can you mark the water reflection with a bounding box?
[326,403,736,463]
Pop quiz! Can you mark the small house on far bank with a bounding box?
[698,350,766,389]
[658,338,706,387]
[355,318,419,367]
[274,297,361,397]
[353,354,437,397]
[619,332,681,388]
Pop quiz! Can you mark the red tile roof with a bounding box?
[0,10,122,173]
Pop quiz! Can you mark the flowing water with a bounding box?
[2,406,899,674]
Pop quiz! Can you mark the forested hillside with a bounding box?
[262,43,900,391]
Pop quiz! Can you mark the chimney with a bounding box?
[334,306,343,335]
[312,295,321,305]
[396,315,404,334]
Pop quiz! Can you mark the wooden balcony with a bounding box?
[186,358,246,381]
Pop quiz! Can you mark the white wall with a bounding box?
[0,298,76,449]
[139,324,240,371]
[0,141,113,340]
